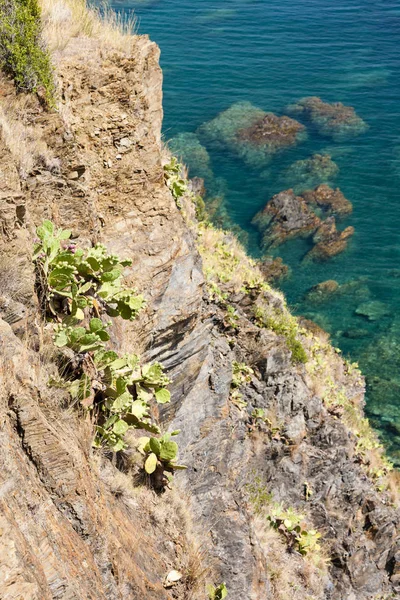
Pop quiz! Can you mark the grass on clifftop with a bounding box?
[0,0,55,105]
[41,0,137,53]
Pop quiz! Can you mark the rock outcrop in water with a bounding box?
[252,189,321,249]
[252,187,354,259]
[0,6,399,600]
[198,101,306,169]
[168,131,214,182]
[287,96,368,140]
[306,217,355,262]
[302,183,353,217]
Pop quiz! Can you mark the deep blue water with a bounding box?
[106,0,400,462]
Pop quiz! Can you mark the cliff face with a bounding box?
[0,21,399,600]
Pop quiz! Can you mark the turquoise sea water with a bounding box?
[106,0,400,462]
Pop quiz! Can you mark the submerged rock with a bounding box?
[305,280,340,304]
[355,301,391,321]
[198,101,305,169]
[281,153,339,191]
[237,112,305,149]
[259,256,289,283]
[287,96,368,140]
[302,184,353,217]
[252,189,321,249]
[342,328,370,339]
[168,132,214,181]
[305,217,354,262]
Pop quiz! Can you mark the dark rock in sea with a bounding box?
[236,112,305,149]
[302,184,353,217]
[305,217,354,261]
[252,189,321,249]
[287,96,368,140]
[342,328,370,339]
[259,256,289,282]
[305,280,340,304]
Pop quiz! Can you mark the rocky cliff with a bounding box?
[0,7,399,600]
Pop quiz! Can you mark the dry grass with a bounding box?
[0,90,60,178]
[197,223,273,294]
[40,0,137,54]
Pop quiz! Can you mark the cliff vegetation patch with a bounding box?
[0,0,55,105]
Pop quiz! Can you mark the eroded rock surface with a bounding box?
[302,183,353,217]
[306,217,354,262]
[252,189,321,249]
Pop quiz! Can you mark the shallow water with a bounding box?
[103,0,400,462]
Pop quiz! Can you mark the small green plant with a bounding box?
[230,389,247,410]
[0,0,55,105]
[193,194,208,222]
[231,361,253,387]
[207,583,228,600]
[296,530,322,556]
[255,305,308,364]
[225,304,239,329]
[229,362,253,409]
[33,220,145,321]
[164,157,187,205]
[245,475,272,514]
[54,318,110,353]
[135,432,186,476]
[267,503,322,557]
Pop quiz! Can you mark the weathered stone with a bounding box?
[305,217,354,261]
[302,183,353,217]
[252,189,321,249]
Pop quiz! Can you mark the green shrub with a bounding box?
[255,306,308,364]
[0,0,55,105]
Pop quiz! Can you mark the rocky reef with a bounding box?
[198,101,306,169]
[302,183,353,217]
[306,216,355,262]
[252,187,354,260]
[0,3,399,600]
[287,96,368,140]
[252,189,321,249]
[168,132,214,182]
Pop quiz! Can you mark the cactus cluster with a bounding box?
[135,432,186,477]
[164,157,188,204]
[33,221,182,476]
[207,583,228,600]
[267,503,322,556]
[33,220,145,322]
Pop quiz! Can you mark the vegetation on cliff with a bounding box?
[0,0,55,104]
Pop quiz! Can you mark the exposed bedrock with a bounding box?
[252,189,321,249]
